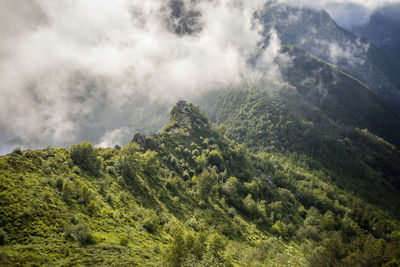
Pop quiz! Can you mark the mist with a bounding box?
[273,0,400,28]
[0,0,282,154]
[1,0,397,155]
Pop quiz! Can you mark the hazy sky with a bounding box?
[0,0,397,154]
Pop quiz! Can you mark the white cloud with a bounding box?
[96,127,131,148]
[273,0,399,28]
[0,0,283,150]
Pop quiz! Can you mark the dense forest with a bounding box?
[1,99,400,266]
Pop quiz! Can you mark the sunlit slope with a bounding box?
[198,83,400,211]
[1,101,400,266]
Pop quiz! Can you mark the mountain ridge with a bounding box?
[2,100,400,266]
[261,3,400,112]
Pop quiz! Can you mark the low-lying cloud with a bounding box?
[273,0,400,28]
[1,0,396,154]
[0,0,284,153]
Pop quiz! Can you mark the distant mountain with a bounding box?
[261,3,400,112]
[350,3,400,64]
[276,46,400,148]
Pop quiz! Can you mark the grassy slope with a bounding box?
[0,148,167,266]
[1,101,400,266]
[0,103,302,266]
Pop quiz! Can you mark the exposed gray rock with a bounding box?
[132,133,147,148]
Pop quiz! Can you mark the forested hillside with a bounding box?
[198,82,400,211]
[1,101,400,266]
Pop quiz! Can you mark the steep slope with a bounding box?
[350,3,400,64]
[197,82,400,211]
[261,3,400,111]
[276,46,400,148]
[2,101,400,266]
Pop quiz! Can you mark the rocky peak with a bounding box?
[169,100,210,132]
[131,133,146,148]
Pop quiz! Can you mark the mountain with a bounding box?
[350,3,400,64]
[197,82,400,207]
[2,101,400,266]
[261,3,400,112]
[276,46,400,148]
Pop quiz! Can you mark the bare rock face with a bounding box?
[171,100,191,126]
[131,133,146,148]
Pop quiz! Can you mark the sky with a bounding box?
[0,0,398,154]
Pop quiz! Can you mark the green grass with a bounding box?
[1,100,400,266]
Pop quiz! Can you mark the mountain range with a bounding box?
[1,2,400,266]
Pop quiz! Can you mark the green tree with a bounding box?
[202,233,226,266]
[119,143,141,184]
[70,142,101,175]
[192,169,218,200]
[165,228,186,267]
[62,182,73,203]
[0,228,8,245]
[208,150,224,171]
[142,151,159,177]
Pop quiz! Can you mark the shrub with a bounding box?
[164,228,186,267]
[164,228,207,267]
[43,190,53,204]
[170,156,178,167]
[119,143,141,184]
[165,177,180,194]
[341,216,359,238]
[182,171,190,181]
[142,209,160,233]
[192,169,218,200]
[272,220,288,237]
[204,233,226,266]
[106,193,114,205]
[105,165,117,175]
[297,225,321,241]
[71,215,79,225]
[78,185,92,204]
[222,177,241,206]
[321,211,337,231]
[65,224,96,245]
[192,149,200,157]
[62,182,73,203]
[142,151,159,177]
[55,177,64,191]
[194,154,208,173]
[45,146,54,157]
[72,166,81,175]
[12,147,23,155]
[70,142,101,175]
[208,150,224,171]
[87,200,97,215]
[119,236,129,246]
[243,194,260,218]
[0,228,8,245]
[76,224,96,245]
